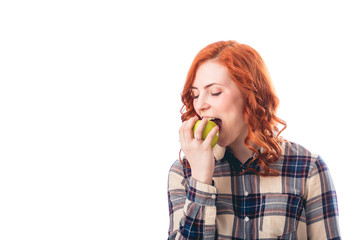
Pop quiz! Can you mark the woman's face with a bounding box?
[191,60,248,147]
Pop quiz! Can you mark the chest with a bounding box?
[212,165,307,239]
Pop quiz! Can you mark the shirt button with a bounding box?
[245,216,249,222]
[244,191,248,196]
[211,194,216,199]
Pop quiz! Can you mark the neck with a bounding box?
[228,131,256,164]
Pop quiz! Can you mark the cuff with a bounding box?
[186,177,217,206]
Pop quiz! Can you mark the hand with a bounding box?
[179,116,220,185]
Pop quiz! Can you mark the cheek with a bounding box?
[225,100,247,131]
[228,97,244,118]
[215,96,233,111]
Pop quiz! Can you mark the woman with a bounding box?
[167,41,340,239]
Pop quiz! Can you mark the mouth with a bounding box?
[208,118,222,131]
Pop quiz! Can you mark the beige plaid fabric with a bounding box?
[167,141,340,239]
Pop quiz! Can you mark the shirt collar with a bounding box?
[213,144,226,161]
[223,147,261,172]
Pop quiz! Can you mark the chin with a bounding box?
[217,138,228,148]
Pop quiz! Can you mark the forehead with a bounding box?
[193,60,232,88]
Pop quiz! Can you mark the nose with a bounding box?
[195,94,210,115]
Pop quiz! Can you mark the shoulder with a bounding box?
[273,141,325,178]
[280,140,319,160]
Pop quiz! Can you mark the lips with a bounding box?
[208,118,222,131]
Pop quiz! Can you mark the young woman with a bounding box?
[167,41,340,239]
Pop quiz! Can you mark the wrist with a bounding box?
[187,177,217,206]
[191,173,213,185]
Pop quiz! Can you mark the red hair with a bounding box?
[180,40,286,176]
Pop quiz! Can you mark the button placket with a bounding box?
[244,189,249,223]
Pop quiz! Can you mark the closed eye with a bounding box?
[192,92,221,99]
[211,92,222,96]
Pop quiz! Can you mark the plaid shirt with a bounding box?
[167,141,340,239]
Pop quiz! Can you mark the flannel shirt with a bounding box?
[167,141,340,239]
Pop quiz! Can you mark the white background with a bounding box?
[1,0,359,239]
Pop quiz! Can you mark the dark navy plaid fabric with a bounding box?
[168,141,341,239]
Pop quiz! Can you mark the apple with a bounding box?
[193,120,219,148]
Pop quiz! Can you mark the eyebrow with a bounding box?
[191,83,221,90]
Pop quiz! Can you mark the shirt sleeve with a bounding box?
[167,160,217,239]
[304,156,341,239]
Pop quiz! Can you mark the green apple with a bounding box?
[193,120,219,148]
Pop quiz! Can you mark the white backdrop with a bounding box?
[1,1,359,239]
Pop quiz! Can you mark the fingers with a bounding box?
[184,116,198,141]
[203,124,219,147]
[179,120,187,148]
[179,116,218,150]
[194,117,208,141]
[179,116,198,148]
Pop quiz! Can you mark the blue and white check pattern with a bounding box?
[167,141,340,239]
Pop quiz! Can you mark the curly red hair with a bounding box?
[180,40,286,176]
